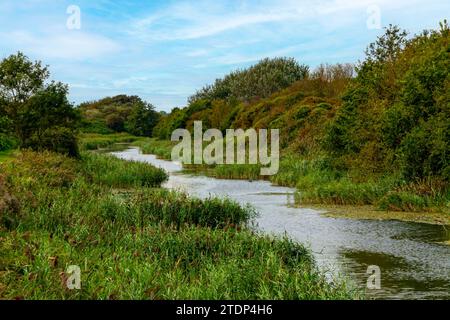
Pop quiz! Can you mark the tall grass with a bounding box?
[0,150,15,163]
[0,150,357,300]
[129,138,449,212]
[133,138,175,160]
[131,189,256,228]
[213,164,262,180]
[81,152,168,188]
[79,133,138,151]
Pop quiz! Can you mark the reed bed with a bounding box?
[0,150,357,300]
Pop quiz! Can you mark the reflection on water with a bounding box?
[112,147,450,300]
[340,249,450,299]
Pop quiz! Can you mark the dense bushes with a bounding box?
[325,23,450,182]
[0,134,17,152]
[78,95,160,137]
[28,127,79,157]
[189,57,309,103]
[145,23,450,212]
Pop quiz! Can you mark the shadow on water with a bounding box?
[339,249,450,300]
[390,223,450,244]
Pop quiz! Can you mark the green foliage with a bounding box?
[0,134,17,152]
[105,114,125,132]
[125,102,160,136]
[78,95,160,137]
[399,114,450,181]
[30,127,79,157]
[189,57,309,103]
[0,51,49,104]
[81,152,168,188]
[0,151,355,299]
[0,52,79,156]
[79,133,137,151]
[324,22,450,182]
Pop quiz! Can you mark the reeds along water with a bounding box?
[0,150,358,299]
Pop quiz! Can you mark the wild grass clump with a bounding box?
[376,179,449,212]
[297,179,391,206]
[79,133,137,151]
[0,227,356,300]
[3,150,80,188]
[81,152,168,188]
[130,189,256,228]
[213,164,262,180]
[271,156,338,188]
[133,138,175,159]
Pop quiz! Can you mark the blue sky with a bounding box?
[0,0,448,111]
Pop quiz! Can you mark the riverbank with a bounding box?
[132,138,449,225]
[0,149,15,163]
[114,146,450,299]
[308,205,450,226]
[0,149,357,299]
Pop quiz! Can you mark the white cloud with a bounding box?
[127,0,417,42]
[1,30,121,60]
[129,1,304,41]
[112,76,149,89]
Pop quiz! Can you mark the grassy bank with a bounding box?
[79,133,138,151]
[133,138,450,221]
[0,150,15,163]
[132,138,175,160]
[0,150,356,299]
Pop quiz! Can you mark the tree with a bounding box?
[365,24,408,63]
[125,102,160,137]
[189,57,309,103]
[0,52,80,156]
[105,114,125,132]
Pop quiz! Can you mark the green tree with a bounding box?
[0,52,80,156]
[125,102,160,137]
[106,114,125,132]
[189,57,309,103]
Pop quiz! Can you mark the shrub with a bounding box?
[377,191,429,212]
[399,115,450,181]
[28,127,79,157]
[105,114,125,132]
[189,57,309,103]
[0,134,17,151]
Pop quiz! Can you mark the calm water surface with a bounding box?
[113,147,450,300]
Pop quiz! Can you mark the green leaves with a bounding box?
[189,57,309,103]
[325,22,450,182]
[0,52,80,156]
[0,51,49,104]
[125,101,160,137]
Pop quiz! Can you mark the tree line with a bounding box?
[1,22,448,185]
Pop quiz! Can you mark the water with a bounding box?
[113,147,450,300]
